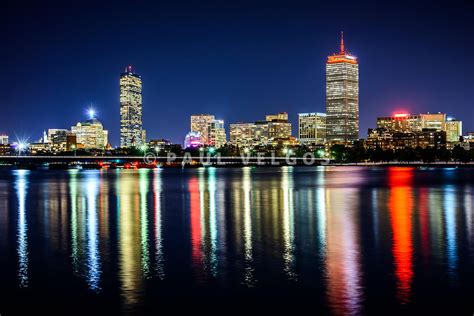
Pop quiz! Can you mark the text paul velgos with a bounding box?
[143,152,330,166]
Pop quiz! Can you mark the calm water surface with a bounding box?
[0,166,473,315]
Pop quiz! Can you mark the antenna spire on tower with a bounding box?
[340,31,345,54]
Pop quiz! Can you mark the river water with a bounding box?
[0,166,473,315]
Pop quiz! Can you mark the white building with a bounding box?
[0,134,8,145]
[298,112,326,146]
[71,118,108,149]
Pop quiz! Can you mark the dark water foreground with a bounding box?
[0,167,473,315]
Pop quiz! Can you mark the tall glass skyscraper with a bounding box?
[120,66,144,148]
[326,32,359,144]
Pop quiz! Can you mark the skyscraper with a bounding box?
[190,114,215,145]
[326,32,359,144]
[120,66,144,148]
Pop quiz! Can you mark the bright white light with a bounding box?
[17,141,28,152]
[88,108,96,119]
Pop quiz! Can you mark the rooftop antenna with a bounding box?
[340,31,345,54]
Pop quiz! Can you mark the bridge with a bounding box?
[0,155,331,168]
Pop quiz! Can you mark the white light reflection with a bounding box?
[153,169,165,279]
[444,185,457,279]
[85,171,101,291]
[242,167,256,286]
[316,167,326,256]
[15,170,29,288]
[282,167,297,281]
[69,170,79,274]
[139,169,151,278]
[464,186,473,252]
[208,168,218,277]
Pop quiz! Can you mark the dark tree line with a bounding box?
[330,144,474,163]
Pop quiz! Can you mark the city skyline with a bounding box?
[3,1,474,146]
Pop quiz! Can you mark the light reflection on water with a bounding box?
[15,170,29,288]
[1,166,474,314]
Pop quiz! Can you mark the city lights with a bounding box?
[0,32,471,166]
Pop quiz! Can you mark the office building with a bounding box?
[228,112,291,148]
[366,127,446,150]
[149,139,172,149]
[208,119,227,148]
[48,129,76,152]
[120,66,144,148]
[266,112,292,139]
[0,134,8,145]
[230,123,255,148]
[377,112,447,133]
[298,112,326,146]
[445,118,462,143]
[190,114,215,145]
[253,121,270,146]
[71,118,108,150]
[326,32,359,144]
[266,112,288,122]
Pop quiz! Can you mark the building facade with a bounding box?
[229,123,255,148]
[377,113,447,133]
[266,112,288,122]
[266,112,292,139]
[71,118,108,150]
[0,134,8,145]
[445,118,462,143]
[326,33,359,144]
[184,132,203,148]
[48,129,76,152]
[252,121,269,146]
[190,114,215,145]
[208,119,227,148]
[228,113,291,148]
[298,112,326,146]
[366,127,446,150]
[120,66,144,148]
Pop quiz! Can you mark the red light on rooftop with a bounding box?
[394,113,410,118]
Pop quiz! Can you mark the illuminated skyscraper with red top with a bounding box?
[326,32,359,144]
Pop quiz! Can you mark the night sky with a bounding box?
[3,0,474,146]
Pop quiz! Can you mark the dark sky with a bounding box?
[3,0,474,146]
